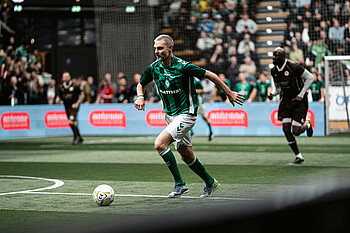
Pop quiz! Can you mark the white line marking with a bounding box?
[0,175,64,196]
[0,175,257,201]
[25,191,257,201]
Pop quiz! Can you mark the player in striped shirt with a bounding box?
[134,34,244,198]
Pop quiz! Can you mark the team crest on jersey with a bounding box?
[284,71,289,76]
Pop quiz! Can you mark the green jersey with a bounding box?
[234,82,251,101]
[194,77,204,104]
[310,79,325,101]
[140,56,206,116]
[253,79,271,101]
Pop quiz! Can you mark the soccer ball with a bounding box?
[93,184,115,206]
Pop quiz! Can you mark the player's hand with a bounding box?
[267,93,274,100]
[292,96,302,102]
[228,91,244,106]
[72,103,78,109]
[134,97,145,111]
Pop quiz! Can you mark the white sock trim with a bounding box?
[159,148,170,157]
[187,156,197,167]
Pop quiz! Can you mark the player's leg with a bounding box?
[292,98,313,137]
[154,130,185,188]
[67,108,83,145]
[282,119,304,165]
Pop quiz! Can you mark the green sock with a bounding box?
[159,148,184,186]
[207,121,212,134]
[188,156,214,186]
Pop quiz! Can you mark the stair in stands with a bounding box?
[255,0,289,72]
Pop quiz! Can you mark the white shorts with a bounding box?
[165,114,197,150]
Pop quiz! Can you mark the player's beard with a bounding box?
[156,51,170,62]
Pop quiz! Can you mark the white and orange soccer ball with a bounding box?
[93,184,115,206]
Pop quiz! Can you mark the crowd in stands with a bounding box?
[2,0,349,106]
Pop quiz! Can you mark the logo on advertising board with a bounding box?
[89,110,126,127]
[1,112,30,130]
[270,109,315,127]
[207,109,248,127]
[146,110,166,127]
[45,111,69,128]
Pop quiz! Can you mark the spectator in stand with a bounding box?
[45,78,57,105]
[216,3,230,21]
[247,72,272,103]
[235,12,257,35]
[213,14,225,38]
[76,76,92,104]
[184,16,198,50]
[16,41,30,61]
[310,38,327,69]
[226,56,239,88]
[87,76,97,103]
[344,18,350,54]
[234,72,251,102]
[196,31,216,60]
[129,73,141,102]
[225,0,237,14]
[237,33,255,54]
[226,13,237,29]
[289,43,304,65]
[227,37,238,58]
[197,13,214,36]
[210,73,231,103]
[163,0,182,28]
[222,25,239,49]
[284,21,297,47]
[238,56,256,82]
[0,19,14,45]
[309,71,325,103]
[342,1,350,22]
[291,32,306,54]
[145,80,161,104]
[208,44,227,74]
[328,19,345,53]
[115,76,130,104]
[27,70,44,104]
[95,78,113,104]
[301,21,311,46]
[4,75,23,105]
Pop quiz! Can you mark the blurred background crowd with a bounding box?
[1,0,350,106]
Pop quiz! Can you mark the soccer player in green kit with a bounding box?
[134,35,244,197]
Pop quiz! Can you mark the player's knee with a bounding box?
[154,139,167,153]
[292,127,302,136]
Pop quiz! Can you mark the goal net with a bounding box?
[93,0,155,82]
[324,56,350,135]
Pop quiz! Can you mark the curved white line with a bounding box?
[0,175,64,196]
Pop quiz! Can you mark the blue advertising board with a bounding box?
[0,102,325,139]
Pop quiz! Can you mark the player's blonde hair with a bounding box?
[154,34,174,47]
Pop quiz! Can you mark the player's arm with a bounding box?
[134,82,146,111]
[268,77,281,100]
[294,69,314,101]
[265,86,272,103]
[72,90,84,109]
[203,70,244,106]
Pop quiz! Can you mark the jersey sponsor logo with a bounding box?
[208,109,248,127]
[1,112,30,130]
[146,110,166,127]
[45,111,70,128]
[158,88,182,95]
[89,110,126,127]
[270,109,315,127]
